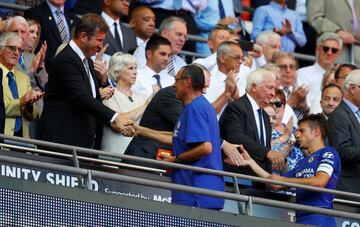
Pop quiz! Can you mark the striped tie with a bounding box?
[18,53,26,71]
[56,9,68,43]
[167,58,175,78]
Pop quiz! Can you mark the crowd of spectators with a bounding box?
[0,0,360,226]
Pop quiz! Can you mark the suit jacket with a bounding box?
[219,95,272,173]
[71,0,103,15]
[24,2,79,68]
[38,44,115,148]
[1,65,38,138]
[0,68,6,135]
[125,86,183,161]
[103,23,137,56]
[328,101,360,193]
[307,0,360,64]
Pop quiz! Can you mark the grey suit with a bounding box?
[307,0,360,64]
[328,101,360,194]
[103,23,137,56]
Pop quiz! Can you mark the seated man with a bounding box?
[238,113,340,227]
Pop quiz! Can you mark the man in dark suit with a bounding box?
[38,14,133,149]
[24,0,79,68]
[328,69,360,194]
[219,68,285,174]
[0,68,5,135]
[101,0,137,55]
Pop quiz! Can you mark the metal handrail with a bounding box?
[0,153,359,221]
[0,2,316,63]
[1,134,360,202]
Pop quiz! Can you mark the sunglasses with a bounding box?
[322,46,339,54]
[270,101,283,108]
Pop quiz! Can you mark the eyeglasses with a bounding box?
[278,64,296,71]
[226,53,245,62]
[322,46,339,54]
[270,101,283,108]
[3,45,24,54]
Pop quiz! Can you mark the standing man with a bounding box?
[220,68,285,175]
[251,0,306,52]
[320,84,343,120]
[0,32,43,138]
[297,33,343,114]
[24,0,79,68]
[101,0,137,55]
[328,69,360,194]
[133,16,187,76]
[129,6,156,51]
[238,114,340,227]
[135,64,225,209]
[38,14,133,149]
[307,0,360,64]
[133,35,172,98]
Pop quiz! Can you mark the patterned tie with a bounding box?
[257,108,265,146]
[18,53,26,71]
[167,57,176,78]
[218,0,226,19]
[153,74,162,89]
[355,109,360,123]
[7,72,22,133]
[55,9,68,43]
[113,22,122,49]
[83,58,96,98]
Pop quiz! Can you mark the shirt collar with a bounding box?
[0,62,14,76]
[69,40,86,62]
[143,64,159,76]
[246,93,261,112]
[46,0,64,14]
[343,98,359,114]
[270,1,287,11]
[101,11,120,27]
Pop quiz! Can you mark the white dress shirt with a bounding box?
[247,93,267,144]
[297,63,326,114]
[133,65,175,98]
[133,44,186,77]
[193,52,217,72]
[101,12,124,47]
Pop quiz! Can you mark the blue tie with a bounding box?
[7,72,22,133]
[218,0,226,19]
[18,53,26,71]
[257,108,265,146]
[153,74,162,89]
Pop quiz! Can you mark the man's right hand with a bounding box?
[111,115,135,136]
[337,30,357,44]
[267,150,285,170]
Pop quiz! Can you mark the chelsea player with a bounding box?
[237,113,340,227]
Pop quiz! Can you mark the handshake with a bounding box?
[110,115,141,137]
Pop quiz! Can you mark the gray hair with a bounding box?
[216,41,239,63]
[343,69,360,94]
[316,32,343,50]
[6,16,29,32]
[246,68,276,92]
[0,32,22,47]
[256,31,281,45]
[159,16,186,33]
[272,51,297,67]
[108,52,137,81]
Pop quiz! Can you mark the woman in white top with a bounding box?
[101,52,158,158]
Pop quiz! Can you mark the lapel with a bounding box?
[66,46,95,97]
[42,3,63,44]
[341,101,360,133]
[64,10,75,30]
[243,95,261,142]
[1,68,25,100]
[105,30,121,52]
[87,57,101,100]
